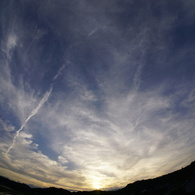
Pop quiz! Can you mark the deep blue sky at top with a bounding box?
[2,0,195,94]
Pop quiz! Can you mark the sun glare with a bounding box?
[91,179,103,190]
[92,182,101,190]
[93,183,101,190]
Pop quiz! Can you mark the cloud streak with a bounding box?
[6,88,52,155]
[6,63,66,155]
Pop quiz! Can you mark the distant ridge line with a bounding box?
[0,161,195,194]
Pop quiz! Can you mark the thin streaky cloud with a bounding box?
[6,88,52,155]
[6,62,66,155]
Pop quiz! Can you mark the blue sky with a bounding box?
[0,0,195,191]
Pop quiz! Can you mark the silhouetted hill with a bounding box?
[117,161,195,195]
[1,161,195,195]
[0,177,71,195]
[0,176,30,194]
[32,187,71,195]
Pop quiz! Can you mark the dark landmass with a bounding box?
[0,161,195,195]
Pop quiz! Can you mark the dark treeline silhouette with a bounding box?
[0,161,195,195]
[117,161,195,195]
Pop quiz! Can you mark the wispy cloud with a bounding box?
[0,132,86,191]
[32,77,195,189]
[5,58,67,154]
[6,88,52,155]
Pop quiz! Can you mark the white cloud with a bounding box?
[58,156,68,165]
[0,119,15,132]
[0,130,87,191]
[6,33,18,53]
[29,78,195,189]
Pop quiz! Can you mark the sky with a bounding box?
[0,0,195,192]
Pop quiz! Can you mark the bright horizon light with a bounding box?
[92,182,102,190]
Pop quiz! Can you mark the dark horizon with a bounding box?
[1,161,195,194]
